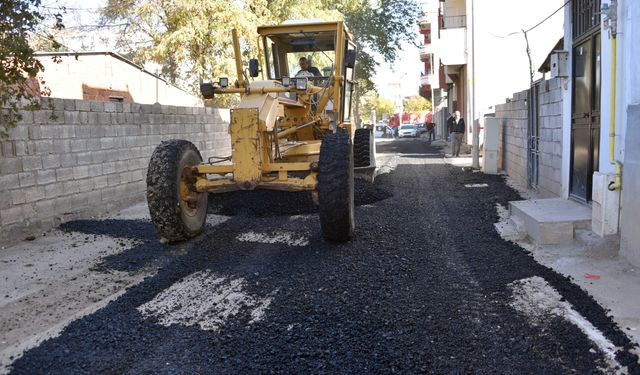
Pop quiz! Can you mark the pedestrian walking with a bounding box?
[447,110,465,157]
[426,122,435,141]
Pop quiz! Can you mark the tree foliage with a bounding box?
[0,0,63,138]
[102,0,420,107]
[403,94,431,112]
[363,96,396,121]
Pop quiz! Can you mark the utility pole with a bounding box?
[471,0,479,169]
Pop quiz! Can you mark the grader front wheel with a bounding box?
[146,140,208,242]
[318,130,355,242]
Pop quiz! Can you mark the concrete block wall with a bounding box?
[495,91,528,190]
[536,78,563,197]
[0,97,230,246]
[494,78,563,197]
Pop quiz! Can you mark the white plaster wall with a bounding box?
[560,4,573,199]
[619,0,640,267]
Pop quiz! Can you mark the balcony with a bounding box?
[419,45,432,61]
[419,18,431,35]
[420,74,434,86]
[441,14,466,29]
[421,73,440,89]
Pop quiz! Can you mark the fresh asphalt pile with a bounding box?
[9,139,639,374]
[207,178,392,217]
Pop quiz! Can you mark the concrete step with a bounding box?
[509,198,592,245]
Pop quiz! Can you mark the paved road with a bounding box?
[5,139,639,374]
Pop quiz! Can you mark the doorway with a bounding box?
[570,0,601,202]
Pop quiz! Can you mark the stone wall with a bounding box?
[0,98,230,245]
[494,78,563,197]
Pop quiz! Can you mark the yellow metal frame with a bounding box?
[195,21,355,194]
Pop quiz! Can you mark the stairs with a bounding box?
[506,198,592,245]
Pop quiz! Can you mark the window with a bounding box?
[573,0,601,39]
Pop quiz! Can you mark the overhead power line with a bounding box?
[491,0,570,39]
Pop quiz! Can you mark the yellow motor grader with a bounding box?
[146,21,375,242]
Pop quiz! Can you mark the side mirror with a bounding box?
[344,49,356,69]
[248,59,260,77]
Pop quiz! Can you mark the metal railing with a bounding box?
[441,15,466,29]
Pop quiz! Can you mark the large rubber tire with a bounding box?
[146,140,208,242]
[353,128,372,168]
[318,130,355,242]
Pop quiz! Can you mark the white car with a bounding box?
[398,124,418,138]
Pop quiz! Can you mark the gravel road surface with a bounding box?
[4,138,639,374]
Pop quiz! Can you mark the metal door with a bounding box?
[570,33,600,202]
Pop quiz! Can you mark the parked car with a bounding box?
[415,123,427,135]
[398,124,418,138]
[374,124,394,138]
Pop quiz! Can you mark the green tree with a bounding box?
[363,96,395,121]
[0,0,63,138]
[102,0,420,107]
[403,95,432,112]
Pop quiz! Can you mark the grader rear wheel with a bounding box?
[318,130,355,242]
[353,128,372,168]
[146,140,208,242]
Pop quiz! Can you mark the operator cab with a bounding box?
[259,21,357,123]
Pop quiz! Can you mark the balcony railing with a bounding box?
[420,74,434,86]
[441,15,466,29]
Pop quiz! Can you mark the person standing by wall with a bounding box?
[447,110,465,157]
[426,122,435,141]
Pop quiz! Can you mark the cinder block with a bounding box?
[74,124,91,138]
[22,155,43,171]
[0,174,19,191]
[88,164,103,177]
[18,171,36,187]
[106,174,120,187]
[1,205,24,225]
[73,166,90,179]
[103,101,116,113]
[35,200,55,218]
[24,186,45,202]
[100,137,115,149]
[62,180,80,195]
[36,169,57,185]
[44,183,64,199]
[102,161,117,174]
[71,139,87,152]
[10,190,26,204]
[59,153,76,167]
[90,101,104,112]
[47,111,64,125]
[77,178,94,192]
[76,152,93,165]
[56,167,74,181]
[98,113,111,125]
[76,100,91,112]
[63,99,76,111]
[93,175,108,189]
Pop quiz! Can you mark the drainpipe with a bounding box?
[604,1,622,191]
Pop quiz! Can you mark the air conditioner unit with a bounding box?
[550,50,569,78]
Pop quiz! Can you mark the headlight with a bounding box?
[295,77,308,91]
[282,77,290,87]
[219,77,229,88]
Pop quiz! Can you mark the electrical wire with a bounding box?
[491,0,571,39]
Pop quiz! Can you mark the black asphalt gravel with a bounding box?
[9,139,639,374]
